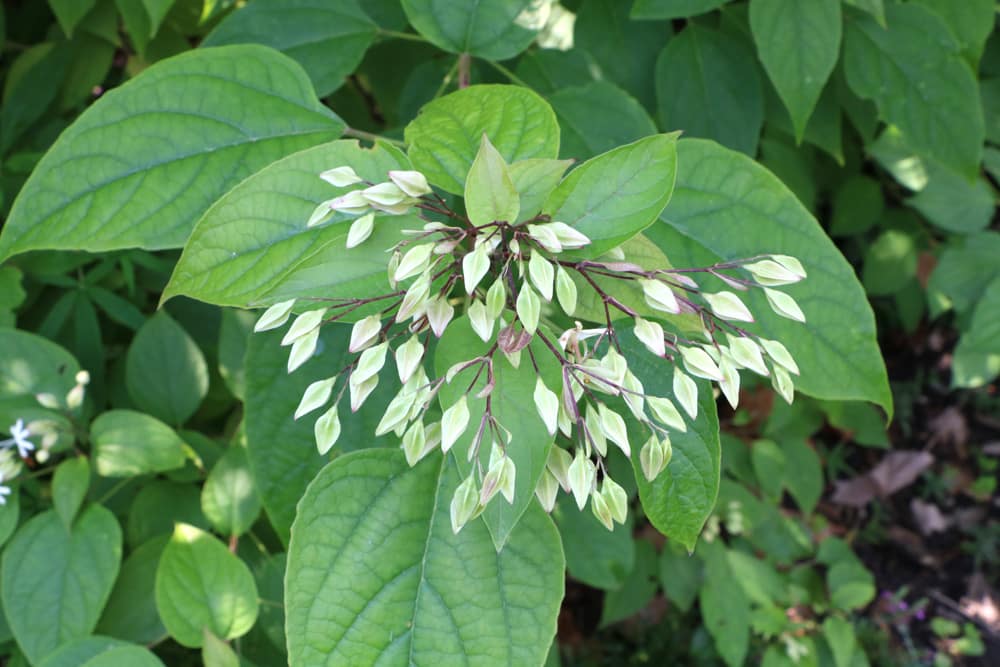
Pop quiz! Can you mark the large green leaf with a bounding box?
[201,445,261,537]
[81,645,165,667]
[53,456,90,528]
[401,0,536,60]
[2,506,122,665]
[164,140,410,310]
[953,276,1000,389]
[244,324,396,545]
[0,328,80,406]
[655,24,764,155]
[285,449,564,667]
[91,410,187,477]
[0,45,344,261]
[154,523,259,648]
[97,536,170,644]
[843,4,983,178]
[631,0,731,19]
[37,637,131,667]
[404,85,560,194]
[435,317,560,550]
[651,139,892,416]
[126,480,209,547]
[542,134,678,257]
[125,311,208,424]
[203,0,377,97]
[48,0,97,37]
[927,232,1000,316]
[750,0,841,141]
[549,81,658,161]
[555,496,635,590]
[699,542,750,667]
[912,0,995,64]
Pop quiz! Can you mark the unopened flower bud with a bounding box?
[568,448,595,510]
[526,224,562,253]
[320,166,362,187]
[534,378,559,436]
[346,212,375,248]
[396,274,431,322]
[402,420,430,466]
[362,182,407,207]
[602,477,628,525]
[375,387,416,436]
[486,279,506,321]
[718,354,740,409]
[395,335,425,384]
[679,346,723,382]
[726,334,769,376]
[534,469,560,512]
[763,288,806,323]
[598,404,631,457]
[704,291,754,322]
[462,243,491,295]
[546,446,573,491]
[547,222,591,249]
[622,371,645,421]
[66,384,85,410]
[771,255,806,281]
[353,342,389,385]
[281,309,327,346]
[425,295,454,337]
[639,434,664,482]
[255,299,296,332]
[388,170,432,197]
[745,258,804,286]
[639,279,680,314]
[395,244,434,282]
[468,301,493,342]
[349,374,379,412]
[555,267,577,316]
[329,190,369,215]
[591,489,614,531]
[450,474,481,534]
[295,377,336,420]
[287,328,320,373]
[314,405,341,455]
[634,317,665,357]
[759,339,799,375]
[440,395,470,453]
[349,314,382,353]
[673,367,699,419]
[528,252,554,301]
[307,200,335,228]
[771,365,795,404]
[647,396,687,432]
[585,404,607,457]
[515,284,540,335]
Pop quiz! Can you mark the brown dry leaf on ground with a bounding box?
[910,498,950,535]
[926,407,969,453]
[831,451,935,507]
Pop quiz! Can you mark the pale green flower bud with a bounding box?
[771,365,795,404]
[370,199,417,216]
[759,338,800,375]
[329,190,369,215]
[546,446,573,492]
[763,287,806,323]
[462,243,491,295]
[346,212,375,249]
[639,434,663,482]
[534,377,560,436]
[450,474,481,534]
[294,377,336,420]
[547,222,591,249]
[526,224,562,253]
[353,341,388,386]
[425,294,454,337]
[673,367,699,419]
[255,299,296,332]
[515,284,540,335]
[679,346,723,382]
[725,334,769,376]
[440,395,470,453]
[639,279,680,314]
[647,396,687,433]
[349,374,379,412]
[396,273,431,322]
[307,200,335,228]
[402,420,430,467]
[375,387,416,436]
[771,255,806,281]
[704,291,754,322]
[633,317,665,357]
[387,251,400,288]
[555,266,577,316]
[602,477,629,525]
[362,182,407,207]
[66,384,86,410]
[287,328,320,373]
[585,404,607,457]
[745,258,804,286]
[395,335,425,384]
[528,252,554,301]
[388,170,432,197]
[622,371,645,421]
[718,353,740,409]
[486,278,506,321]
[281,308,327,346]
[499,456,516,504]
[598,404,631,457]
[314,405,341,455]
[395,243,434,282]
[320,166,362,187]
[557,402,573,437]
[534,469,560,513]
[602,347,628,386]
[568,448,595,510]
[591,489,614,531]
[349,314,381,353]
[468,300,493,342]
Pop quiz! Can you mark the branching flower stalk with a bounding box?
[253,136,808,534]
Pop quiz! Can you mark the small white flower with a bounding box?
[0,472,11,505]
[7,420,34,459]
[388,170,432,197]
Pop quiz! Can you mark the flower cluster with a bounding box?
[253,148,808,534]
[0,418,37,505]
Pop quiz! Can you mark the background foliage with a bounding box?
[0,0,996,665]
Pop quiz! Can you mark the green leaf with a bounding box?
[435,317,560,549]
[164,140,410,309]
[203,0,377,97]
[202,630,240,667]
[750,0,841,141]
[2,506,122,665]
[699,542,750,667]
[48,0,97,37]
[823,616,858,667]
[218,308,256,401]
[405,84,560,194]
[751,439,786,502]
[555,495,635,590]
[651,139,893,416]
[97,536,169,644]
[126,311,208,424]
[508,158,572,224]
[285,449,564,666]
[0,488,19,549]
[843,0,884,26]
[244,324,395,544]
[621,333,720,550]
[114,0,179,56]
[201,446,261,537]
[779,439,822,514]
[600,540,658,626]
[91,410,187,477]
[928,232,1000,316]
[631,0,731,19]
[155,523,259,648]
[53,456,90,528]
[515,48,598,96]
[658,542,702,612]
[953,276,1000,388]
[81,645,165,667]
[1,43,71,154]
[542,133,678,257]
[401,0,536,60]
[0,328,80,406]
[862,229,917,297]
[549,81,658,161]
[576,0,671,109]
[906,164,996,235]
[465,134,519,226]
[0,45,344,261]
[828,561,875,611]
[36,637,131,667]
[126,480,209,547]
[656,25,764,155]
[843,4,983,178]
[830,176,884,237]
[911,0,994,65]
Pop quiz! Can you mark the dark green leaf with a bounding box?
[91,410,187,477]
[53,456,90,528]
[201,446,261,536]
[699,542,750,667]
[97,536,170,644]
[217,309,256,401]
[600,540,658,626]
[953,276,1000,388]
[36,637,131,667]
[0,46,344,261]
[928,232,1000,316]
[81,645,165,667]
[508,158,572,224]
[0,326,80,407]
[631,0,731,19]
[126,480,209,547]
[658,542,702,611]
[862,229,918,296]
[555,495,635,590]
[751,439,786,502]
[402,0,537,60]
[780,438,823,514]
[549,81,657,161]
[48,0,98,37]
[912,0,994,64]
